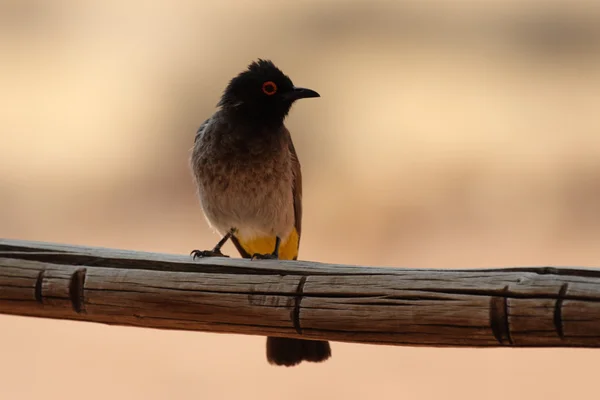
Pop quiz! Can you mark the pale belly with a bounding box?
[196,173,295,242]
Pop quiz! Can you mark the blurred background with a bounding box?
[1,0,600,399]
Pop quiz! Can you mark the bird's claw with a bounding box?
[251,253,278,260]
[190,249,229,260]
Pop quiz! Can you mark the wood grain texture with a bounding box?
[1,238,600,347]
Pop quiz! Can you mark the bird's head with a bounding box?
[218,59,320,124]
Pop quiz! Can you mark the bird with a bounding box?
[189,59,331,366]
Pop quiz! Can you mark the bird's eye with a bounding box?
[262,81,277,95]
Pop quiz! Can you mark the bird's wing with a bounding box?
[287,130,303,243]
[194,118,211,143]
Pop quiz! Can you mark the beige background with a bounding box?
[2,0,600,399]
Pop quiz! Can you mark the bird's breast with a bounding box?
[191,127,295,239]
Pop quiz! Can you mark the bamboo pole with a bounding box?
[1,238,599,347]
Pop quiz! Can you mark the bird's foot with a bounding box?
[251,253,278,260]
[190,249,230,260]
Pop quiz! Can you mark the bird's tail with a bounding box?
[230,232,332,366]
[266,337,331,366]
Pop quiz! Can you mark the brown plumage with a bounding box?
[189,59,331,366]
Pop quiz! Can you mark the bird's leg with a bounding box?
[191,230,233,259]
[251,236,281,260]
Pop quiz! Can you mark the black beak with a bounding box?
[285,87,320,101]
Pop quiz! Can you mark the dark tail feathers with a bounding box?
[266,337,331,367]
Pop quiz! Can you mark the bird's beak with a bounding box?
[285,87,320,101]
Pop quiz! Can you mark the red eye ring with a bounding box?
[262,81,277,95]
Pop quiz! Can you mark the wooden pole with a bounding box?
[0,238,599,347]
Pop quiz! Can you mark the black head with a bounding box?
[218,59,319,124]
